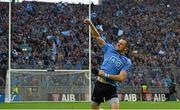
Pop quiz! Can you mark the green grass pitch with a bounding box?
[0,101,180,109]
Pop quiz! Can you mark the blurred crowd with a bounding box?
[0,3,8,87]
[91,0,179,87]
[11,1,89,69]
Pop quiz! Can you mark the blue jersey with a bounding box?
[100,43,131,87]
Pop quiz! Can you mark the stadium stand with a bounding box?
[9,0,180,84]
[0,2,8,89]
[91,0,179,87]
[11,1,89,69]
[0,0,179,102]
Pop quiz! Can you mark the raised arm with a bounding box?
[84,18,105,47]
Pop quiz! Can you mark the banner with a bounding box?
[48,93,86,101]
[119,93,139,101]
[142,93,166,101]
[119,93,167,102]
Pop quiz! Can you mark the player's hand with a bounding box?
[83,18,91,26]
[98,70,105,77]
[91,69,106,78]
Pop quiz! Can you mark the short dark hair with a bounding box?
[118,37,129,49]
[118,36,131,56]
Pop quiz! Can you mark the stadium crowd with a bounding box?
[91,0,179,87]
[0,2,8,87]
[11,1,89,69]
[0,0,179,89]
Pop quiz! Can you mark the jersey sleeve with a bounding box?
[122,59,132,71]
[102,43,114,53]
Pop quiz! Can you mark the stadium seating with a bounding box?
[11,2,89,69]
[0,2,8,89]
[0,0,179,93]
[91,0,179,87]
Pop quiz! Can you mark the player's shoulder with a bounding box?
[102,43,115,50]
[105,43,114,48]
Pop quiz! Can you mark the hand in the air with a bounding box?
[83,18,91,25]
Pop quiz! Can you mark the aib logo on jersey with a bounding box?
[109,56,124,70]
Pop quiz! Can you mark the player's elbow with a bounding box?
[119,76,126,82]
[118,70,127,82]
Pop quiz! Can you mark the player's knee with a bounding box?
[107,98,119,108]
[111,103,119,109]
[91,100,100,108]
